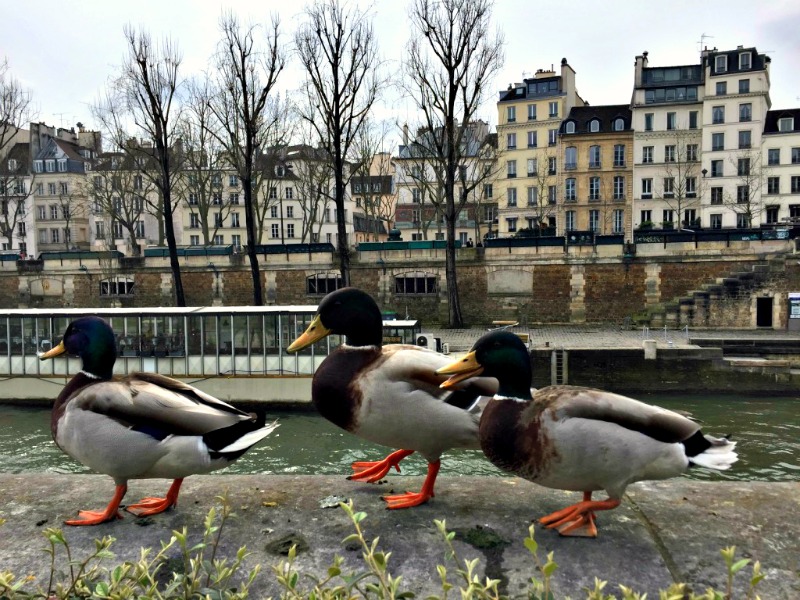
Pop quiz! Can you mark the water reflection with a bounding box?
[0,394,797,481]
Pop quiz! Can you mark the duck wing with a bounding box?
[68,372,253,439]
[535,385,700,443]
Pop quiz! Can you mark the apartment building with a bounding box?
[0,127,34,255]
[30,122,101,253]
[559,104,633,236]
[495,59,586,235]
[394,121,496,245]
[701,46,771,229]
[631,52,705,231]
[761,109,800,226]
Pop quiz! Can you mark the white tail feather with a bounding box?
[219,421,279,454]
[689,436,738,470]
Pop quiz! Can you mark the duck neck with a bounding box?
[344,308,383,348]
[496,378,533,402]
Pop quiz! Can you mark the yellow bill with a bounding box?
[436,351,484,389]
[39,341,67,360]
[287,315,331,353]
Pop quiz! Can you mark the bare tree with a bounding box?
[92,154,153,255]
[405,0,504,326]
[53,179,89,250]
[291,147,335,243]
[653,128,703,231]
[94,26,187,305]
[724,148,767,228]
[296,0,382,286]
[207,13,285,306]
[524,149,558,234]
[0,59,35,255]
[351,119,395,241]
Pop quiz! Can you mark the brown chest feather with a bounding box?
[312,347,381,432]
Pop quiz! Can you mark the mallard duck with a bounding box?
[437,330,737,537]
[39,316,278,526]
[287,287,496,509]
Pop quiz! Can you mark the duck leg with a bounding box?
[349,449,415,483]
[65,484,127,526]
[538,492,621,538]
[126,478,183,517]
[382,460,440,509]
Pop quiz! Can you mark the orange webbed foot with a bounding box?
[64,484,127,526]
[538,493,620,538]
[125,479,183,517]
[348,449,415,483]
[382,489,434,509]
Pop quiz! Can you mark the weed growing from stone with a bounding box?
[0,496,767,599]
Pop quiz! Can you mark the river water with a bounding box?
[0,394,797,481]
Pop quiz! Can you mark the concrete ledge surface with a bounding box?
[0,474,797,598]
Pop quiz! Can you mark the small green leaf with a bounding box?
[731,558,750,574]
[524,537,539,555]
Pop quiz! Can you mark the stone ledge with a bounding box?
[0,474,797,598]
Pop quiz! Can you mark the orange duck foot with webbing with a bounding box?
[349,449,415,483]
[64,484,127,526]
[125,478,183,517]
[381,460,440,509]
[538,491,621,538]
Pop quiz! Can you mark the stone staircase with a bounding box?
[644,255,787,329]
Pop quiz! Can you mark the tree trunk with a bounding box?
[334,156,351,287]
[161,183,186,306]
[243,176,263,305]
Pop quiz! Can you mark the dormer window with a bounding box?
[589,119,600,133]
[565,121,576,134]
[45,159,55,172]
[715,55,727,73]
[33,160,43,173]
[58,159,67,172]
[275,165,285,177]
[739,52,751,70]
[613,118,624,131]
[7,159,17,171]
[778,117,794,132]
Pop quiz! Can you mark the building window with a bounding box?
[506,105,516,123]
[715,55,727,73]
[506,218,517,233]
[589,119,600,133]
[565,178,576,201]
[212,192,223,205]
[613,176,625,200]
[527,186,538,206]
[710,214,722,229]
[100,276,134,297]
[506,133,516,149]
[48,183,56,195]
[231,213,240,227]
[229,175,239,187]
[613,118,624,131]
[711,160,723,177]
[548,129,557,146]
[589,177,600,201]
[188,193,198,205]
[588,209,599,232]
[548,156,557,175]
[666,112,676,130]
[507,160,517,178]
[548,101,558,118]
[738,158,751,176]
[779,117,794,132]
[286,223,295,238]
[767,177,780,195]
[738,130,751,149]
[644,113,654,131]
[792,176,800,194]
[736,185,750,203]
[716,81,727,96]
[547,185,557,204]
[45,160,55,172]
[565,210,575,231]
[662,209,674,226]
[527,104,536,120]
[711,187,723,205]
[526,158,537,176]
[190,213,200,228]
[712,132,724,151]
[565,121,575,134]
[768,149,780,165]
[663,177,675,198]
[712,106,725,124]
[613,144,625,167]
[506,187,517,207]
[285,187,293,199]
[641,178,653,199]
[483,184,493,198]
[689,111,698,129]
[739,52,751,70]
[564,146,577,170]
[640,210,652,226]
[268,187,277,199]
[792,148,800,164]
[286,206,294,218]
[270,206,279,218]
[664,145,676,163]
[765,206,779,224]
[687,144,698,162]
[50,228,60,244]
[527,130,537,147]
[271,223,279,238]
[230,192,240,204]
[307,272,343,295]
[739,79,750,94]
[685,176,697,198]
[211,173,222,187]
[613,209,624,233]
[739,103,752,122]
[50,205,59,219]
[18,222,26,236]
[588,145,601,168]
[134,221,145,237]
[737,214,750,229]
[642,146,653,164]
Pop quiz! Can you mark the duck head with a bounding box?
[437,330,533,400]
[288,287,384,352]
[39,316,117,379]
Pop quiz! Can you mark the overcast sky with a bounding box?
[2,0,799,145]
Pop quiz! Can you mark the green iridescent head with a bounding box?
[40,316,117,379]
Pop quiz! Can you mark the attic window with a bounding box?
[58,159,67,172]
[739,52,751,70]
[778,117,794,132]
[565,121,576,134]
[45,160,55,172]
[275,165,285,177]
[715,55,727,73]
[33,160,43,173]
[613,118,625,131]
[7,159,17,171]
[589,119,600,133]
